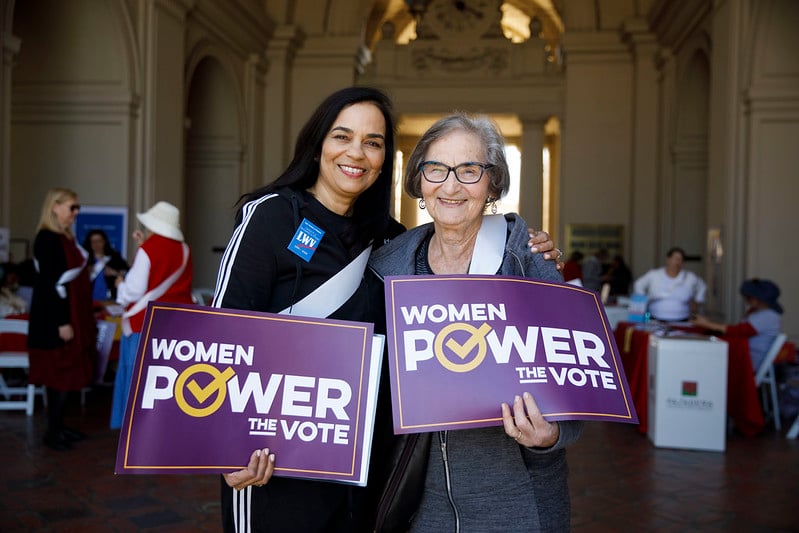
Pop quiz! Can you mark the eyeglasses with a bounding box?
[70,204,81,212]
[419,161,494,184]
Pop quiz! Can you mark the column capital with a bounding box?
[265,24,305,64]
[621,17,659,58]
[518,115,549,127]
[2,31,20,65]
[152,0,196,21]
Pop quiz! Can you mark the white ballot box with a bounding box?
[648,335,728,452]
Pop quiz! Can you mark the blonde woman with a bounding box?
[28,188,96,451]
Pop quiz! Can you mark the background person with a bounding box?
[633,246,706,322]
[369,113,583,532]
[81,228,129,301]
[0,262,28,317]
[582,248,608,292]
[110,201,193,429]
[27,188,96,451]
[602,254,633,300]
[562,250,584,284]
[211,87,562,533]
[691,278,783,370]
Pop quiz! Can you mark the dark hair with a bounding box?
[666,246,686,259]
[237,86,396,242]
[404,113,511,200]
[82,229,115,257]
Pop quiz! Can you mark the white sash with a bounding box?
[468,214,507,275]
[90,256,111,282]
[122,243,189,333]
[280,244,372,318]
[35,238,89,299]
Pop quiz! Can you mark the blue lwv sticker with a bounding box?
[288,218,325,262]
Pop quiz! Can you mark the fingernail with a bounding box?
[263,448,269,455]
[268,454,275,462]
[255,449,261,457]
[523,392,531,399]
[515,395,521,402]
[530,246,539,252]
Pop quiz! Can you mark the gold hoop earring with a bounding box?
[419,199,426,209]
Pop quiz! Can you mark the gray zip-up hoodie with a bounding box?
[369,213,583,533]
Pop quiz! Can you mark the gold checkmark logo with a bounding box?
[434,322,492,373]
[174,364,236,417]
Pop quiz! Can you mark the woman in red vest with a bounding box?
[110,201,193,429]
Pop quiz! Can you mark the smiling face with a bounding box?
[421,129,491,234]
[310,102,386,215]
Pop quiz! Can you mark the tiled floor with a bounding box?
[1,386,797,532]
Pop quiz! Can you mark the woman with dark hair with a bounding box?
[81,229,129,301]
[213,86,404,533]
[212,87,562,532]
[633,246,707,322]
[692,278,783,370]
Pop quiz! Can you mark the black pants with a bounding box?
[220,475,373,533]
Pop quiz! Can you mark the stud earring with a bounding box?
[419,198,426,209]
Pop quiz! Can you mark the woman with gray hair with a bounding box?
[369,113,582,532]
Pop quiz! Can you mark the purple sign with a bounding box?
[115,302,383,486]
[384,275,638,433]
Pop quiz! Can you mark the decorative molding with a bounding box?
[363,37,551,82]
[11,85,140,122]
[153,0,196,22]
[621,17,658,52]
[671,139,708,166]
[294,36,365,68]
[411,46,507,73]
[189,0,272,58]
[560,31,629,65]
[648,0,712,51]
[185,138,243,163]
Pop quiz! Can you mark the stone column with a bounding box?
[263,24,303,183]
[622,18,660,278]
[241,53,267,192]
[136,0,195,212]
[0,22,20,227]
[518,118,546,229]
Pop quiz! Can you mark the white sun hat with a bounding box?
[136,201,184,242]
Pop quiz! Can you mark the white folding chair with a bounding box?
[787,413,799,439]
[754,333,787,431]
[0,318,46,415]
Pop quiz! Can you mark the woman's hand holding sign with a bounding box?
[223,448,275,490]
[501,392,560,448]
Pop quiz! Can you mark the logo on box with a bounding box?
[681,381,698,396]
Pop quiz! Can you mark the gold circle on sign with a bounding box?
[434,323,487,373]
[175,363,230,417]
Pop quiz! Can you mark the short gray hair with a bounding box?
[404,113,511,200]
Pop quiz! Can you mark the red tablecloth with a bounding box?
[1,313,118,383]
[615,322,765,437]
